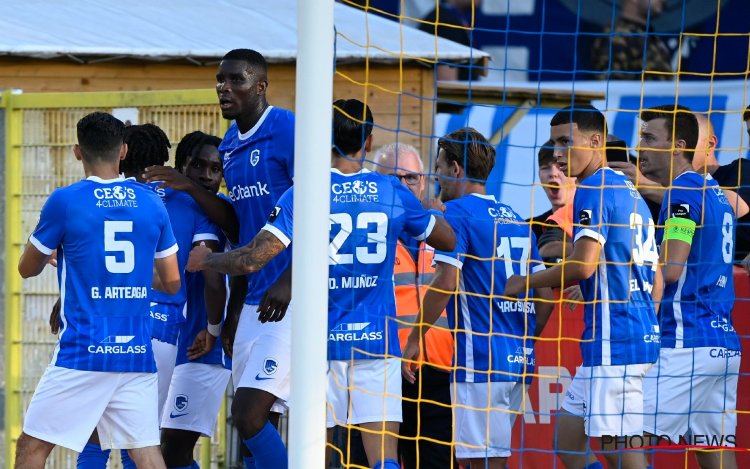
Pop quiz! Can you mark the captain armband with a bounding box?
[664,217,696,245]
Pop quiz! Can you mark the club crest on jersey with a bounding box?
[174,394,188,412]
[250,149,261,167]
[268,206,281,223]
[671,203,690,219]
[579,209,592,226]
[264,358,278,375]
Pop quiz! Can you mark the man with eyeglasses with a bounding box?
[373,143,455,469]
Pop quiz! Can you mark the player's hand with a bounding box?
[425,197,446,213]
[49,297,61,335]
[48,250,58,268]
[257,273,291,323]
[504,275,528,297]
[187,329,217,360]
[401,333,421,384]
[221,312,239,358]
[143,165,195,192]
[563,284,583,311]
[187,242,211,272]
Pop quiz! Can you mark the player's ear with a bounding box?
[73,144,83,161]
[589,132,602,149]
[256,79,268,95]
[118,143,128,161]
[364,134,373,153]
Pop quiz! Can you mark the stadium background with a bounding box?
[0,0,748,467]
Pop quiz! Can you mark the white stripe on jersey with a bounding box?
[459,272,474,382]
[51,258,68,365]
[674,268,688,348]
[599,249,611,366]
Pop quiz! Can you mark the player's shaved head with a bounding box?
[76,112,125,162]
[222,49,268,79]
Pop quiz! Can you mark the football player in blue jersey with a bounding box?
[185,99,456,469]
[505,105,662,469]
[160,131,233,469]
[638,105,739,469]
[146,49,294,469]
[73,124,225,469]
[15,112,180,469]
[401,127,554,469]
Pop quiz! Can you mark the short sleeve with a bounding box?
[192,210,221,244]
[30,190,68,255]
[155,203,178,259]
[658,186,701,226]
[394,182,435,242]
[573,186,610,246]
[433,203,468,269]
[262,186,294,247]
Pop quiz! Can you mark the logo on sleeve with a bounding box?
[579,209,592,226]
[263,358,278,375]
[268,206,281,223]
[670,204,690,219]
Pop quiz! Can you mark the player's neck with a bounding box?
[579,152,606,181]
[459,181,486,197]
[236,100,270,134]
[82,161,121,181]
[331,152,365,174]
[668,160,693,184]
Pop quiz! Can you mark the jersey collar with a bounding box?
[331,168,371,176]
[468,192,497,202]
[86,175,126,184]
[238,106,274,141]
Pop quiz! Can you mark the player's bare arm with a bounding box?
[187,229,285,276]
[257,265,292,324]
[187,240,226,360]
[402,261,457,384]
[154,253,181,295]
[424,216,456,252]
[144,165,240,244]
[505,237,602,296]
[18,242,53,279]
[533,286,555,336]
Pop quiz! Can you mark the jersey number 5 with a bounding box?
[329,212,388,265]
[104,220,135,274]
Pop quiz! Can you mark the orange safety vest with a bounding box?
[546,204,574,239]
[395,241,454,371]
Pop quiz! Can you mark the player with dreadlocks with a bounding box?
[159,131,235,469]
[75,124,226,469]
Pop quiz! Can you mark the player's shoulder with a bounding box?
[269,106,295,125]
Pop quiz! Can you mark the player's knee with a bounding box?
[231,399,266,437]
[160,429,196,466]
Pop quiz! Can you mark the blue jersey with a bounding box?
[29,176,177,372]
[220,106,295,305]
[573,168,660,366]
[657,172,739,350]
[434,194,545,384]
[267,169,435,360]
[149,185,220,344]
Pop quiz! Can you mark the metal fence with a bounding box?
[1,89,231,468]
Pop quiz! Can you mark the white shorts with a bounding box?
[562,363,652,437]
[152,338,177,420]
[326,358,402,428]
[160,362,231,437]
[451,381,526,459]
[23,366,159,451]
[644,347,740,445]
[232,303,291,410]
